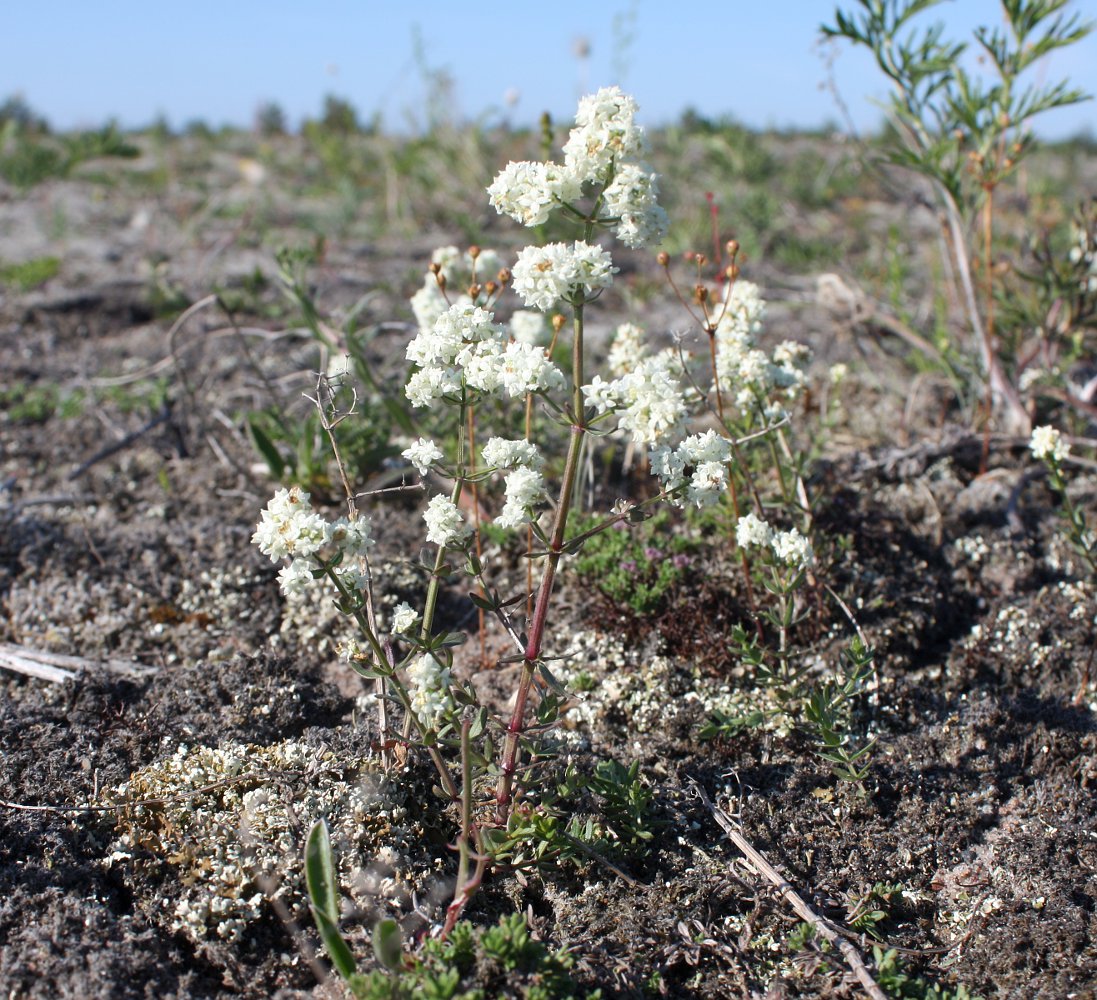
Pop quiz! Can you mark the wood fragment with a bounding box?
[0,642,157,683]
[690,778,888,1000]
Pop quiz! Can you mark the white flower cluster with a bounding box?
[479,438,546,529]
[713,280,812,415]
[391,601,418,635]
[253,487,373,598]
[735,513,813,571]
[402,437,444,475]
[409,244,504,334]
[406,654,453,728]
[482,436,544,470]
[422,494,471,547]
[606,322,646,377]
[487,161,581,227]
[509,309,549,346]
[511,241,616,312]
[405,301,564,407]
[1030,425,1070,463]
[601,160,668,249]
[496,467,547,529]
[487,86,667,249]
[650,429,734,508]
[585,353,688,446]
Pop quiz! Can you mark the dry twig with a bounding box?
[689,778,888,1000]
[0,642,157,684]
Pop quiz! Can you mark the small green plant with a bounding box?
[802,634,878,784]
[570,510,696,614]
[306,823,595,999]
[823,0,1094,432]
[251,88,879,991]
[873,946,981,1000]
[845,880,905,939]
[0,255,60,291]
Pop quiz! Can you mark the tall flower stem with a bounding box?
[494,302,587,825]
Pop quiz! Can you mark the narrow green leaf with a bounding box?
[247,418,286,479]
[304,821,357,980]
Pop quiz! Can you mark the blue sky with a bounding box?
[7,1,1097,137]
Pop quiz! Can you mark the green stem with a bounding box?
[493,302,587,825]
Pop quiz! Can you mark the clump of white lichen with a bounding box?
[108,739,432,942]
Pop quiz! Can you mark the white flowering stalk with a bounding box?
[488,86,667,252]
[406,654,454,729]
[1030,425,1095,578]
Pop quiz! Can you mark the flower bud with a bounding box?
[726,239,739,259]
[657,251,670,267]
[468,245,481,259]
[551,313,567,334]
[468,283,482,299]
[693,284,708,305]
[497,268,512,286]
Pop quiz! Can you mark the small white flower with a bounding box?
[391,602,418,635]
[600,161,668,248]
[495,467,546,529]
[404,364,461,407]
[687,461,728,508]
[402,438,444,476]
[497,340,567,397]
[828,362,849,385]
[612,356,688,445]
[607,322,647,377]
[649,444,686,493]
[1030,425,1069,463]
[422,494,471,547]
[736,513,773,550]
[771,529,813,570]
[679,429,732,466]
[563,86,648,184]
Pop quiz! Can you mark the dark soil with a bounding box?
[2,138,1096,1000]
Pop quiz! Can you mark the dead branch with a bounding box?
[0,642,157,684]
[689,778,888,1000]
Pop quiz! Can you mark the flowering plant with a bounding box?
[251,87,868,980]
